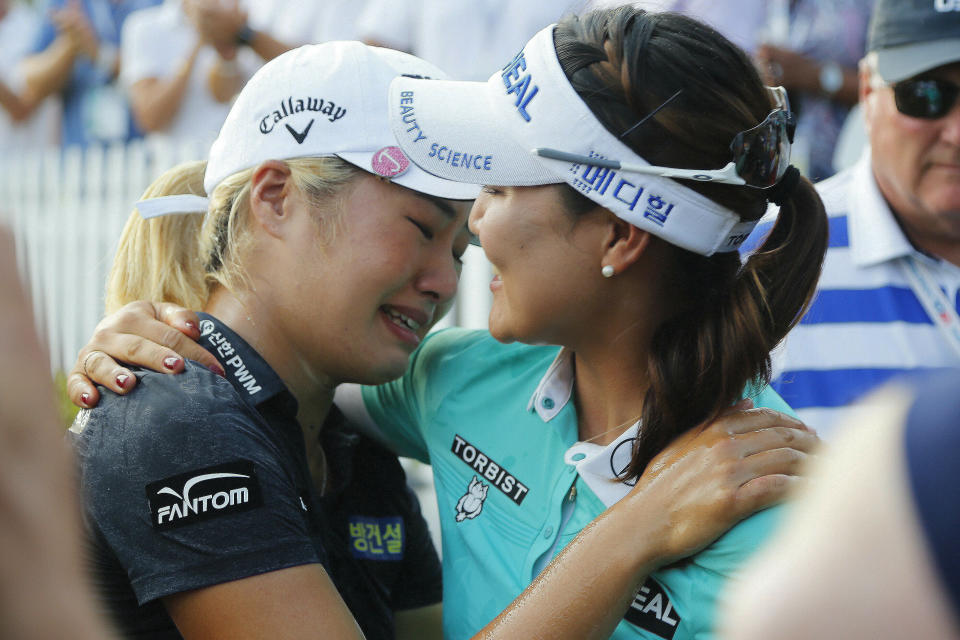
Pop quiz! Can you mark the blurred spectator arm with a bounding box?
[358,0,415,53]
[127,42,202,133]
[206,55,244,104]
[756,44,860,106]
[185,0,294,64]
[21,31,78,104]
[0,227,120,640]
[0,78,38,122]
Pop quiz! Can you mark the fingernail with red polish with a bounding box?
[116,374,130,389]
[209,364,226,377]
[184,320,197,331]
[80,393,91,406]
[163,356,180,370]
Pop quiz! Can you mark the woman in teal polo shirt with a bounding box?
[67,7,825,640]
[343,7,828,638]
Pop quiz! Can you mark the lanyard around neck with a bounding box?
[900,256,960,360]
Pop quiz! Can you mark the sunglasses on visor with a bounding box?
[892,77,960,120]
[534,86,796,189]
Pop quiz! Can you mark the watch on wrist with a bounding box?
[235,23,255,47]
[818,61,843,95]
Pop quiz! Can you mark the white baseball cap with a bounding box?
[139,41,478,219]
[207,41,479,200]
[867,0,960,83]
[388,25,758,256]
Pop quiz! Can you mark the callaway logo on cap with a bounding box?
[206,42,478,200]
[137,42,478,219]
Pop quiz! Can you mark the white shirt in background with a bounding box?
[0,3,60,149]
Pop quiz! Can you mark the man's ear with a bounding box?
[249,160,293,238]
[600,215,652,276]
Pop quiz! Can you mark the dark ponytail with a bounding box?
[554,8,828,480]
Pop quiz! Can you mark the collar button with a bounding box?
[542,397,555,410]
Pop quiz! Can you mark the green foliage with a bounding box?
[53,370,81,427]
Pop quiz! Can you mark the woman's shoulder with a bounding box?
[745,383,798,419]
[70,362,261,470]
[414,327,562,374]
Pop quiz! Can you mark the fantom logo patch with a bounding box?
[146,460,263,531]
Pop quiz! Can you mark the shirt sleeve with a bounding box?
[359,329,460,463]
[77,368,321,605]
[29,0,63,54]
[746,381,799,419]
[119,8,169,89]
[356,0,415,50]
[680,507,783,639]
[646,385,794,638]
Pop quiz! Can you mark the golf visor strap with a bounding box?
[136,195,210,219]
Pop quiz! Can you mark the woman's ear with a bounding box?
[601,215,651,276]
[249,160,293,238]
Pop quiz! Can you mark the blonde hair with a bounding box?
[105,157,362,314]
[105,160,209,314]
[201,157,361,294]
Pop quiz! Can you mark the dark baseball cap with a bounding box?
[868,0,960,82]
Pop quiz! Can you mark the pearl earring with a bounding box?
[601,265,615,278]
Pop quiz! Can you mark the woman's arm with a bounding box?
[165,564,365,639]
[473,405,815,640]
[127,42,202,133]
[65,303,814,639]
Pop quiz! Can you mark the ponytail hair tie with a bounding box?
[766,165,801,206]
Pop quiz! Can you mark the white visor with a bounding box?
[388,25,756,256]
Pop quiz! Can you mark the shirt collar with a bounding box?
[848,150,923,267]
[196,312,294,412]
[564,421,641,508]
[526,347,575,421]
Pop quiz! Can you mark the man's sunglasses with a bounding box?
[534,86,796,190]
[892,77,960,120]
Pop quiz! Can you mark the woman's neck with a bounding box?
[568,251,677,446]
[204,289,336,435]
[571,330,653,446]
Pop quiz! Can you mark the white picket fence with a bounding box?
[0,140,492,375]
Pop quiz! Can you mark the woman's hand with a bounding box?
[476,403,817,640]
[626,400,818,565]
[68,301,223,408]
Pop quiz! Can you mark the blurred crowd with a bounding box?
[5,0,960,637]
[1,0,872,181]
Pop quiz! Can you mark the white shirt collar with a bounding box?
[848,150,924,268]
[564,421,641,508]
[527,349,643,506]
[526,347,575,421]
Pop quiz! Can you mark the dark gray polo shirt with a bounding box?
[71,313,440,639]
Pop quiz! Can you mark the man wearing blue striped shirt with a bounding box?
[750,0,960,437]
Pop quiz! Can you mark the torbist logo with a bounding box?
[146,460,263,531]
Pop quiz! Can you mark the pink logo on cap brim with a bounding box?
[372,146,410,177]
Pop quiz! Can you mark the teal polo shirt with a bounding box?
[362,328,794,640]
